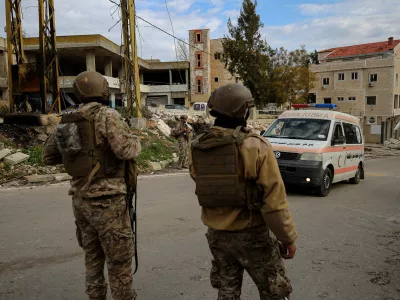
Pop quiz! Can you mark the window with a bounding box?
[337,97,344,102]
[343,123,362,144]
[351,72,358,80]
[173,98,185,106]
[214,53,221,60]
[322,78,330,85]
[394,95,399,109]
[348,97,356,101]
[195,52,202,68]
[214,77,219,82]
[264,118,331,141]
[324,98,332,104]
[396,73,399,87]
[366,96,376,105]
[369,73,378,82]
[332,123,345,145]
[195,31,202,43]
[338,73,345,81]
[196,77,203,93]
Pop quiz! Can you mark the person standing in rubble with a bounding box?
[171,115,192,169]
[189,83,298,300]
[43,71,141,300]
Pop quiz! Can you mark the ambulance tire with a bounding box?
[317,168,332,197]
[349,165,361,184]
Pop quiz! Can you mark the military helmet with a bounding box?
[73,71,109,102]
[208,83,254,119]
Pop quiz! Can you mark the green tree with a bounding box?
[309,50,319,65]
[221,0,270,107]
[270,46,318,106]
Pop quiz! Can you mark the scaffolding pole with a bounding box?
[121,0,141,117]
[5,0,25,113]
[38,0,60,114]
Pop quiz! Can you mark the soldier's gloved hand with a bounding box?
[279,242,296,259]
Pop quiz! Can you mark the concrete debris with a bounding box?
[154,119,171,137]
[44,126,56,135]
[172,157,179,163]
[148,162,162,171]
[130,118,147,130]
[172,153,178,158]
[53,173,72,182]
[4,152,30,166]
[384,139,400,150]
[37,134,49,142]
[24,174,54,183]
[159,160,170,169]
[365,143,400,160]
[0,148,11,160]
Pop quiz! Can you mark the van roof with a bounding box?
[278,110,360,125]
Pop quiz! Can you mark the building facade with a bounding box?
[2,34,190,112]
[189,29,238,104]
[310,37,400,143]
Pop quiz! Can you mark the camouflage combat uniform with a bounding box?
[44,103,141,300]
[172,120,191,168]
[189,126,297,300]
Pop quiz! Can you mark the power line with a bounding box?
[135,15,211,56]
[107,0,211,56]
[163,0,185,85]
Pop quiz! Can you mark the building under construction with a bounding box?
[0,34,190,113]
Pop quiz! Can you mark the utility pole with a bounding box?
[5,0,25,113]
[38,0,61,114]
[121,0,142,117]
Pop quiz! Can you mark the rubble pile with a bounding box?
[365,142,400,160]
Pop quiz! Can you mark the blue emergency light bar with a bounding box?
[292,104,337,110]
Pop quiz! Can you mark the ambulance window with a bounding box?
[333,123,345,144]
[343,123,361,144]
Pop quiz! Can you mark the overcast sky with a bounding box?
[1,0,400,61]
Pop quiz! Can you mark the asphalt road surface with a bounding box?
[1,157,400,300]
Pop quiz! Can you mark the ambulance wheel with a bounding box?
[317,168,332,197]
[349,165,361,184]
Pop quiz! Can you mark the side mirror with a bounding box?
[260,130,265,136]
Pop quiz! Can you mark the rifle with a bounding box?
[125,160,138,274]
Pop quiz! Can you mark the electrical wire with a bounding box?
[107,0,210,56]
[135,15,211,56]
[163,0,185,85]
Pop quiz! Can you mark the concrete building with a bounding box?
[139,59,190,107]
[189,29,239,104]
[310,37,400,143]
[2,34,190,111]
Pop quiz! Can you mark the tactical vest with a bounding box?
[58,104,125,179]
[191,127,264,209]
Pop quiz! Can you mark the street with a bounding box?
[0,158,400,300]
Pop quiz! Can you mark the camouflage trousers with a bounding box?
[73,194,137,300]
[206,226,292,300]
[177,137,188,168]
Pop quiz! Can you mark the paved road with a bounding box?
[0,158,400,300]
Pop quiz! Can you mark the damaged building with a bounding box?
[1,34,190,111]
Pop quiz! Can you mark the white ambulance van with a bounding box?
[262,104,365,196]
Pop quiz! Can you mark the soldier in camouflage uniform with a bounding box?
[43,71,141,300]
[189,84,297,300]
[171,115,191,169]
